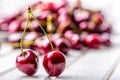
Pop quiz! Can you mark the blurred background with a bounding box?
[0,0,120,80]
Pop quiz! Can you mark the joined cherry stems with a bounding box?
[20,7,54,56]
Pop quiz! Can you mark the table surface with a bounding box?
[0,0,120,80]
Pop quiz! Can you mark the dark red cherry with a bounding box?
[43,51,66,77]
[16,49,39,76]
[55,38,71,54]
[85,34,100,48]
[34,37,56,55]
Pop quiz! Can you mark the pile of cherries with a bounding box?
[0,0,112,54]
[0,0,112,76]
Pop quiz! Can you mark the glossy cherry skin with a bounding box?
[16,49,39,76]
[43,51,66,77]
[85,34,100,48]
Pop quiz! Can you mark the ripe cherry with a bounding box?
[85,34,100,48]
[16,49,39,76]
[55,38,71,54]
[43,51,66,77]
[34,37,56,55]
[8,20,21,33]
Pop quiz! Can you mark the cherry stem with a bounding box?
[20,8,31,54]
[29,7,54,51]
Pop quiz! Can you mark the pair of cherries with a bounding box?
[16,7,66,77]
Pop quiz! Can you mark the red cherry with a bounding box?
[55,38,71,54]
[70,34,82,49]
[43,51,66,77]
[16,49,39,76]
[8,20,21,33]
[64,30,74,39]
[42,2,53,11]
[34,37,56,55]
[85,34,100,48]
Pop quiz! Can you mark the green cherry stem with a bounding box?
[29,8,54,51]
[20,8,31,54]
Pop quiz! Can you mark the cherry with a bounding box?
[85,34,100,48]
[87,21,96,32]
[52,0,67,12]
[21,20,31,31]
[57,14,70,24]
[8,20,21,33]
[34,37,56,55]
[24,32,39,42]
[55,38,71,54]
[99,22,112,33]
[73,9,90,22]
[79,32,89,45]
[36,10,50,21]
[70,34,82,49]
[41,2,53,11]
[16,49,39,76]
[57,14,71,33]
[58,7,68,15]
[64,30,81,49]
[43,51,66,77]
[99,33,111,46]
[79,21,88,31]
[8,32,21,42]
[64,30,74,39]
[0,22,9,31]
